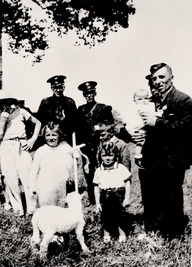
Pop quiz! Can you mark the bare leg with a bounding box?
[40,232,54,258]
[75,223,89,253]
[31,224,40,254]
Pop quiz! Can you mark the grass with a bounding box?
[0,146,191,267]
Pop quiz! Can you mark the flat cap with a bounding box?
[78,81,97,92]
[145,63,169,80]
[47,75,66,85]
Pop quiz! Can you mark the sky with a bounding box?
[2,0,192,123]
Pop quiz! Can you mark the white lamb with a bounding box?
[31,191,89,258]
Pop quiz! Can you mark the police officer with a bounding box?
[36,75,77,145]
[76,81,114,204]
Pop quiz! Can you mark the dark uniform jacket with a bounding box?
[142,87,192,170]
[36,95,77,141]
[77,102,114,150]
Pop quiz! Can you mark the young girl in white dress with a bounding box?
[29,121,89,209]
[29,121,75,209]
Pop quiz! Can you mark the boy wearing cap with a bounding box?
[76,81,114,205]
[36,75,77,145]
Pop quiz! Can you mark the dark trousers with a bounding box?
[100,188,125,235]
[139,167,186,237]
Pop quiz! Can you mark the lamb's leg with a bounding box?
[75,223,89,253]
[39,232,54,258]
[31,224,40,254]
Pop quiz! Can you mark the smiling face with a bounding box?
[45,128,60,147]
[151,66,173,95]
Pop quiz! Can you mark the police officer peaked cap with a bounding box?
[78,81,97,92]
[47,75,66,85]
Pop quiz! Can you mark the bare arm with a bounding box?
[122,180,131,207]
[0,112,9,141]
[23,115,41,151]
[94,185,102,212]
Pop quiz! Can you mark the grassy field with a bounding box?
[0,149,191,267]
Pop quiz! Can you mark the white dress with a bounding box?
[29,141,74,208]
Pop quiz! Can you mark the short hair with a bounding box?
[98,141,120,164]
[133,89,149,101]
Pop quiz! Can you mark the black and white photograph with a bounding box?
[1,0,192,266]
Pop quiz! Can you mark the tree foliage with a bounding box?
[2,0,136,62]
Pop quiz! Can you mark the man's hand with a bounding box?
[96,203,102,213]
[3,105,16,115]
[0,111,10,120]
[139,111,157,126]
[131,129,146,143]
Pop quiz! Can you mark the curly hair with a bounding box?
[42,121,64,142]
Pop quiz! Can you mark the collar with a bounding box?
[100,162,118,170]
[160,85,173,103]
[52,94,65,100]
[86,101,97,107]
